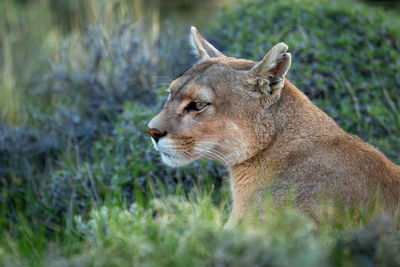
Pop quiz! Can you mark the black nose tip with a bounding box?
[147,127,167,143]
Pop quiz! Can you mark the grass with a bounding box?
[2,189,400,266]
[0,0,400,265]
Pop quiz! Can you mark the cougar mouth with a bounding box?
[159,149,194,167]
[155,138,196,167]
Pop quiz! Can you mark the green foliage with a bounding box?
[2,193,400,266]
[58,196,326,267]
[1,0,400,265]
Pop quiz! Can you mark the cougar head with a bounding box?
[147,26,291,167]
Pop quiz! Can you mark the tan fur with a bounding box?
[148,27,400,223]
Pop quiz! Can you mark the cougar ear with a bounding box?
[244,43,291,105]
[190,26,225,60]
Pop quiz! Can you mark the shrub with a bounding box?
[0,1,225,230]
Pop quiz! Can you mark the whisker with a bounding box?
[192,147,218,162]
[154,143,231,166]
[193,147,229,166]
[203,146,231,165]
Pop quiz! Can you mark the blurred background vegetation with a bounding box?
[0,0,399,266]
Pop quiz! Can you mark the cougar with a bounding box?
[147,26,400,223]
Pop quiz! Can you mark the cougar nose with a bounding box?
[147,127,167,143]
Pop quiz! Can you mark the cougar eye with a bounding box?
[186,101,208,112]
